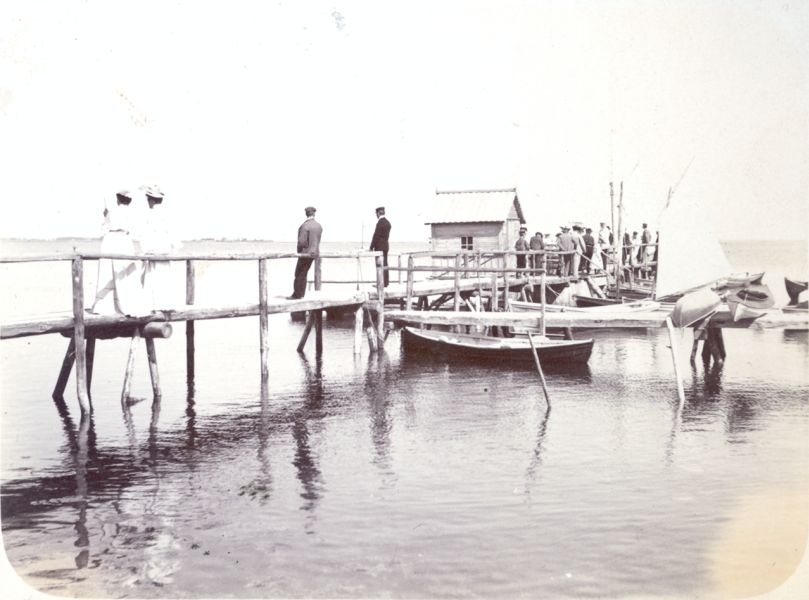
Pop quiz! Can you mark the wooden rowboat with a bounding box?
[512,298,661,313]
[671,288,722,327]
[401,326,594,364]
[724,284,774,322]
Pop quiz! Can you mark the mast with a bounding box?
[614,181,624,295]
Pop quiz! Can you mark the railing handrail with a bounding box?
[0,250,383,264]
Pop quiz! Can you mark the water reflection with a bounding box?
[364,351,395,474]
[524,406,551,497]
[293,355,324,520]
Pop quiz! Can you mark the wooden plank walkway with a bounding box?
[0,290,367,339]
[384,307,809,330]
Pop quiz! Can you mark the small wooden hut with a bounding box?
[425,189,525,265]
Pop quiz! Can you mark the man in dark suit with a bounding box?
[369,206,391,287]
[289,206,323,299]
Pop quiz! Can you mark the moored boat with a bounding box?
[512,298,661,313]
[785,277,808,306]
[401,326,594,364]
[724,284,774,322]
[671,288,722,327]
[717,272,765,289]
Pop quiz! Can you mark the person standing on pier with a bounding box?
[582,227,595,274]
[514,227,529,271]
[289,206,322,299]
[557,225,574,277]
[140,185,179,311]
[91,189,145,316]
[641,222,653,278]
[369,206,391,287]
[570,225,586,279]
[598,222,610,272]
[529,230,544,273]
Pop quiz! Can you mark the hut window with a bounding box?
[461,236,474,250]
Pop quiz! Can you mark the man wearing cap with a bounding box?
[515,227,529,271]
[598,222,610,272]
[289,206,323,299]
[557,225,574,277]
[369,206,391,287]
[582,227,595,274]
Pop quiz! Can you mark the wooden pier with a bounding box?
[3,247,805,417]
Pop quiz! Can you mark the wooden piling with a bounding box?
[297,311,316,353]
[406,255,415,310]
[186,259,195,383]
[121,328,140,403]
[353,304,363,355]
[145,337,161,399]
[665,317,686,405]
[375,255,385,347]
[259,258,270,383]
[527,332,551,409]
[71,258,90,414]
[85,337,96,402]
[315,257,323,354]
[53,338,76,399]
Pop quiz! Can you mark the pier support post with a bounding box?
[375,255,385,348]
[53,338,76,400]
[85,337,96,401]
[315,257,323,355]
[297,311,316,353]
[122,328,140,403]
[259,259,270,384]
[540,255,547,338]
[186,259,196,385]
[353,304,363,355]
[145,337,161,399]
[453,255,461,312]
[71,258,91,414]
[405,255,415,310]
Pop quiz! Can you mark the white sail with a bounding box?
[654,190,732,300]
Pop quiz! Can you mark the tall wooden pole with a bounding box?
[85,337,96,402]
[71,258,90,414]
[353,304,363,355]
[540,254,547,339]
[665,317,686,406]
[610,181,615,238]
[527,332,551,409]
[259,259,269,385]
[145,337,161,399]
[453,254,461,312]
[185,259,196,385]
[615,181,624,291]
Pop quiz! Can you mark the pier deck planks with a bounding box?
[1,290,367,339]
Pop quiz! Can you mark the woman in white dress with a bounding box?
[91,191,146,316]
[139,185,179,311]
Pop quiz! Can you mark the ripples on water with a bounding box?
[2,317,808,599]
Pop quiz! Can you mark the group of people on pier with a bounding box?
[514,221,658,280]
[91,186,178,316]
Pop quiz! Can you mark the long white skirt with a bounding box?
[91,232,147,316]
[143,260,175,311]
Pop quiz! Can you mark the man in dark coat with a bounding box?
[289,206,323,299]
[582,227,595,274]
[369,206,391,286]
[529,231,544,274]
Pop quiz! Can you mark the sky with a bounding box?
[0,0,807,242]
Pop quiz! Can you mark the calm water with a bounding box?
[1,239,808,599]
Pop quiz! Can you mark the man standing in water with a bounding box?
[289,206,323,299]
[369,206,391,287]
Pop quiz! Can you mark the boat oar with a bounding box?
[665,316,686,407]
[527,332,551,409]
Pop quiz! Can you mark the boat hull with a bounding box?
[671,288,722,327]
[401,327,594,364]
[785,277,808,306]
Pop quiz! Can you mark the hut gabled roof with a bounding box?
[425,188,525,225]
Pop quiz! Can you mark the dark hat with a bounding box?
[534,231,542,236]
[305,206,317,216]
[116,190,132,204]
[586,227,592,233]
[375,206,385,213]
[519,226,527,232]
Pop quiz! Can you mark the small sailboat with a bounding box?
[784,277,808,306]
